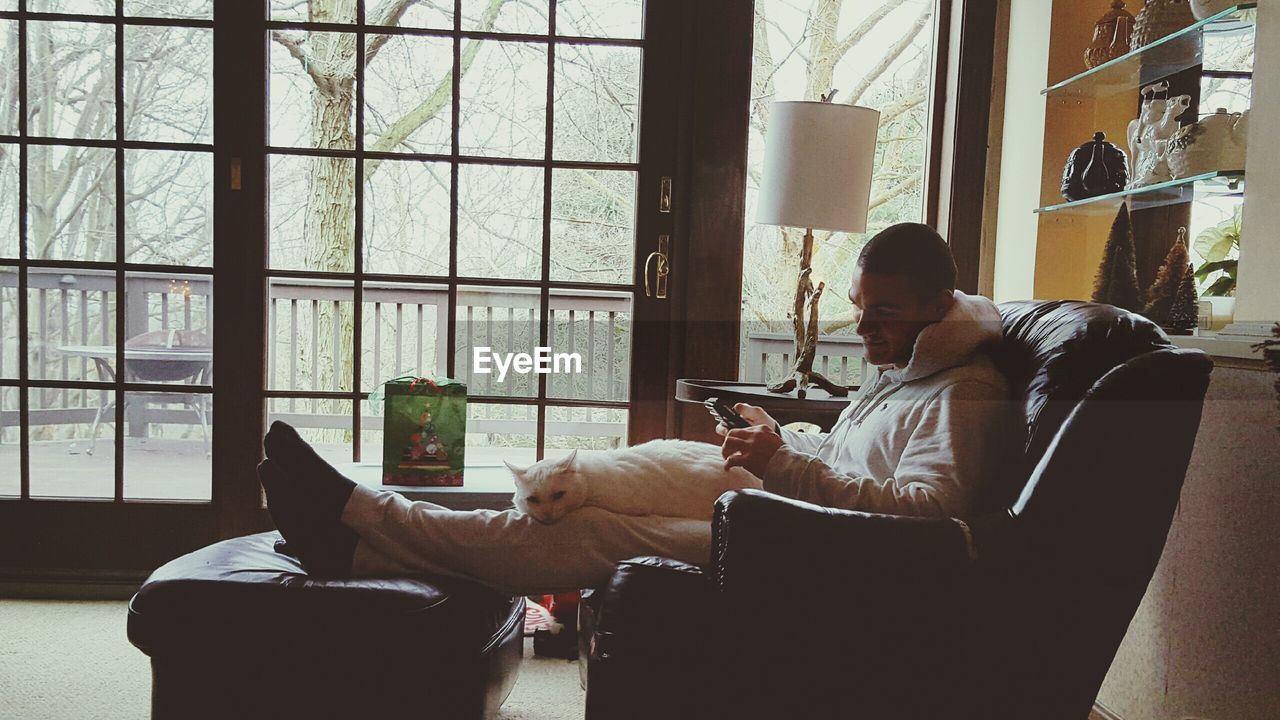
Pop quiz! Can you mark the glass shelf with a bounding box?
[1043,3,1257,98]
[1035,171,1244,215]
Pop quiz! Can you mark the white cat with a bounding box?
[506,439,763,524]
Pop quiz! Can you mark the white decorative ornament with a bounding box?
[1126,83,1192,188]
[1167,108,1249,179]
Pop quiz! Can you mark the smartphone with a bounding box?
[704,397,751,430]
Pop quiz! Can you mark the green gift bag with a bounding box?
[378,377,467,486]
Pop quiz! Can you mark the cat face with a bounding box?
[506,450,585,524]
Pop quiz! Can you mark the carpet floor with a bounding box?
[0,599,585,720]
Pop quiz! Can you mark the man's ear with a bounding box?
[931,288,955,319]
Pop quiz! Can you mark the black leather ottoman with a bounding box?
[127,532,525,720]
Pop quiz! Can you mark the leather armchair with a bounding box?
[582,300,1213,720]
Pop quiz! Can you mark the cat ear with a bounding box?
[504,460,527,482]
[558,449,578,469]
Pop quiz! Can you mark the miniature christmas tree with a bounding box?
[1142,227,1191,326]
[1091,204,1142,311]
[1165,264,1200,335]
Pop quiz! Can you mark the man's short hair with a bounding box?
[856,222,957,298]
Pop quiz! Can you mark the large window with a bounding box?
[264,0,646,467]
[740,0,939,385]
[1187,18,1252,299]
[0,0,215,501]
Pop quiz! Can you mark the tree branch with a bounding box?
[867,173,921,212]
[850,5,932,104]
[365,0,423,65]
[833,2,897,59]
[271,30,336,95]
[364,0,508,179]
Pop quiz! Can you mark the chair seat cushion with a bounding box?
[128,531,524,660]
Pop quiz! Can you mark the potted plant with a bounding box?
[1192,207,1241,329]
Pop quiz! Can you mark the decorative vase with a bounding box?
[1062,132,1129,201]
[1167,108,1249,179]
[1132,0,1197,49]
[1085,0,1136,69]
[1190,0,1236,21]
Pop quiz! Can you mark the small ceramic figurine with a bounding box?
[1167,108,1249,178]
[1062,132,1129,201]
[1085,0,1135,69]
[1127,83,1192,188]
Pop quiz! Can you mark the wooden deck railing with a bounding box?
[742,331,869,389]
[3,272,870,446]
[1,269,210,437]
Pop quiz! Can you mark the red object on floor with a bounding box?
[545,592,579,624]
[531,592,581,659]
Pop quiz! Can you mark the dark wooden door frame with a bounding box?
[662,0,753,442]
[627,0,687,445]
[928,0,999,295]
[213,1,273,542]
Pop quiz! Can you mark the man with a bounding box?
[259,223,1013,594]
[721,222,1012,518]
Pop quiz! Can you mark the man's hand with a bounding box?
[714,403,779,437]
[721,424,784,478]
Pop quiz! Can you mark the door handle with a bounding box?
[644,234,670,299]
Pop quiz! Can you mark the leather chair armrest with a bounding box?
[584,557,722,720]
[713,488,974,595]
[588,556,717,663]
[711,490,980,718]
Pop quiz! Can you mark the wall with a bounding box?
[992,0,1052,303]
[1236,1,1280,321]
[1097,363,1280,720]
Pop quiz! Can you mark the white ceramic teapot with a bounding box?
[1190,0,1235,20]
[1167,108,1248,179]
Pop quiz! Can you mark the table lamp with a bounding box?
[756,95,880,398]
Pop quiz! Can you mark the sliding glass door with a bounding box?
[0,0,220,572]
[1,0,683,574]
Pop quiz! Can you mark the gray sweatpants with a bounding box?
[341,484,713,595]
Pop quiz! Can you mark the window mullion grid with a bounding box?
[536,1,557,462]
[16,0,29,500]
[264,19,641,49]
[444,0,459,381]
[352,3,365,462]
[113,0,125,502]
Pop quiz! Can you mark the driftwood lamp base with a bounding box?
[766,228,850,400]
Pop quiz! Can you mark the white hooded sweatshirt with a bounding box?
[762,290,1014,519]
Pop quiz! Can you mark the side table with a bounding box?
[675,379,854,432]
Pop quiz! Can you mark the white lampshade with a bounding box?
[755,101,881,234]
